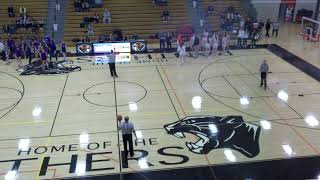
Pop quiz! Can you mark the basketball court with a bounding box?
[0,25,320,180]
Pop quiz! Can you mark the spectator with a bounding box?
[158,31,165,52]
[240,19,245,29]
[178,42,187,64]
[8,5,15,17]
[93,12,99,23]
[131,33,138,40]
[207,5,214,16]
[272,21,280,37]
[166,32,173,52]
[251,29,258,46]
[19,6,27,16]
[103,9,111,24]
[221,32,230,55]
[265,19,271,37]
[87,23,94,36]
[82,0,90,12]
[162,8,170,22]
[74,0,82,12]
[38,18,45,32]
[192,0,197,9]
[253,20,259,30]
[237,28,245,46]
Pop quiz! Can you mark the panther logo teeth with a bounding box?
[163,115,261,158]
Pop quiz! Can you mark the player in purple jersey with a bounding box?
[15,44,23,68]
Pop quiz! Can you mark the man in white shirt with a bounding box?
[103,9,111,24]
[119,116,137,157]
[237,28,245,46]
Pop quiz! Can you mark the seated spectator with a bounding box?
[103,9,111,24]
[207,5,214,16]
[93,12,99,23]
[74,0,82,12]
[8,5,15,17]
[19,6,27,16]
[82,0,90,12]
[162,8,170,22]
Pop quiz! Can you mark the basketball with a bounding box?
[117,115,123,121]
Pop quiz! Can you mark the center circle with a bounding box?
[83,81,147,107]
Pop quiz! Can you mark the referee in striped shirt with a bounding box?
[119,116,137,157]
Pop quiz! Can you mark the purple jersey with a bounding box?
[41,51,47,60]
[15,47,22,57]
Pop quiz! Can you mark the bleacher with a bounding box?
[63,0,192,46]
[0,0,48,39]
[201,0,246,31]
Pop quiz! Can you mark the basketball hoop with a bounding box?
[300,16,320,42]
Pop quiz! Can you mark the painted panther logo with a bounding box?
[164,115,261,158]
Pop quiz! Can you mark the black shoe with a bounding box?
[115,75,119,78]
[130,153,134,157]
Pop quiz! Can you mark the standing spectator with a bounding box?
[176,33,183,53]
[3,42,10,65]
[259,59,269,89]
[0,40,4,62]
[192,35,200,58]
[192,0,197,8]
[166,32,173,52]
[8,4,15,17]
[158,31,165,52]
[251,29,258,46]
[61,41,67,61]
[179,42,187,64]
[87,23,94,36]
[7,37,15,59]
[237,28,245,47]
[265,19,271,37]
[119,116,137,157]
[162,8,170,22]
[108,50,118,78]
[103,9,112,24]
[272,21,280,37]
[221,32,230,55]
[240,19,245,29]
[131,33,138,40]
[207,5,214,16]
[210,33,219,56]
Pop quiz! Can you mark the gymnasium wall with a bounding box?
[293,0,318,21]
[251,0,281,21]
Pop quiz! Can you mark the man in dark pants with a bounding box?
[108,50,118,77]
[119,116,137,157]
[158,31,165,52]
[166,32,173,52]
[259,59,269,89]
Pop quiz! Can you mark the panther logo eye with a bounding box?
[163,115,261,158]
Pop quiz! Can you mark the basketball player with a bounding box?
[119,116,137,157]
[108,50,118,77]
[259,59,269,89]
